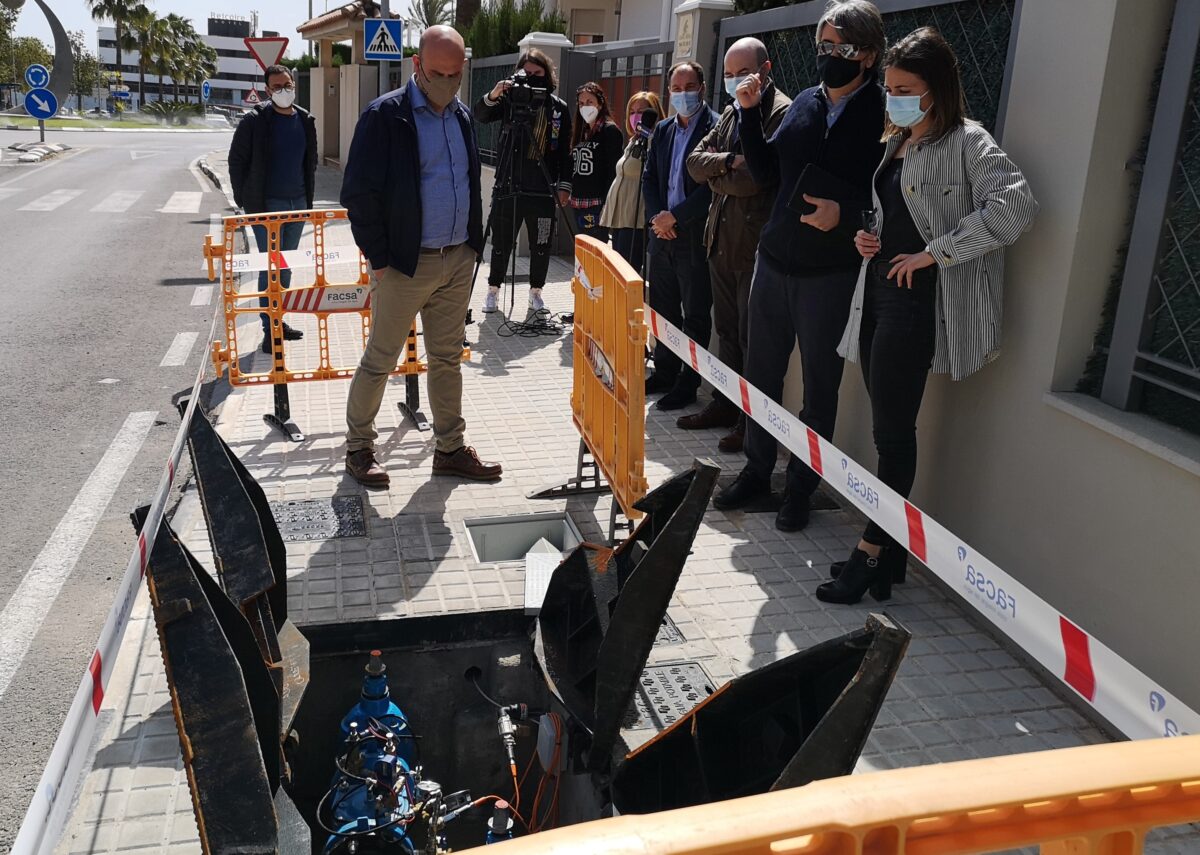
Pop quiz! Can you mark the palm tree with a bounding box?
[411,0,453,28]
[85,0,142,94]
[179,42,217,106]
[162,14,193,102]
[119,4,154,108]
[147,17,175,103]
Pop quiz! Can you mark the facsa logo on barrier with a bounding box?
[320,287,368,310]
[762,396,792,439]
[841,458,880,510]
[957,546,1017,620]
[704,353,729,390]
[1148,691,1191,738]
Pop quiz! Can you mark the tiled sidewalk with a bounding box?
[52,162,1199,854]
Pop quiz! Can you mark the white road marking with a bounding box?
[0,188,19,202]
[159,191,203,214]
[160,331,198,366]
[90,190,144,213]
[0,411,157,701]
[19,188,84,211]
[130,150,165,160]
[191,285,213,306]
[0,146,86,188]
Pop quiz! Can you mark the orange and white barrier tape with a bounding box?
[647,307,1198,741]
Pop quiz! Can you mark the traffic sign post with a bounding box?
[363,19,404,62]
[24,86,58,142]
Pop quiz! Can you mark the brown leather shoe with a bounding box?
[676,398,740,431]
[432,445,502,481]
[718,418,745,453]
[346,448,389,487]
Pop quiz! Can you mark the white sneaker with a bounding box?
[482,286,500,313]
[529,288,546,313]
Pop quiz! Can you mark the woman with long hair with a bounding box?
[819,27,1038,604]
[566,81,623,240]
[600,90,664,269]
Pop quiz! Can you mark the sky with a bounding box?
[13,0,419,57]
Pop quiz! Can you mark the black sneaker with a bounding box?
[656,386,697,411]
[713,469,770,510]
[645,371,677,395]
[775,493,811,532]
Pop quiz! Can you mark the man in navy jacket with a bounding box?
[340,25,500,488]
[642,61,719,411]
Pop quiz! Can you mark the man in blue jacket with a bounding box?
[642,61,719,411]
[340,25,501,488]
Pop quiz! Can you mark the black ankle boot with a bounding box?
[816,548,892,604]
[830,546,908,583]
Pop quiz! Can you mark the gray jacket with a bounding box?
[838,121,1038,380]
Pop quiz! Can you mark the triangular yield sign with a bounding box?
[244,89,261,105]
[366,22,402,56]
[244,36,289,72]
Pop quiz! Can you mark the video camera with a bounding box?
[502,68,549,123]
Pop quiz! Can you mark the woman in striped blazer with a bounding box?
[819,27,1038,605]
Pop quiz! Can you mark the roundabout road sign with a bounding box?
[24,63,49,90]
[202,80,212,101]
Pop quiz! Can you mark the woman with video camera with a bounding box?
[474,49,573,315]
[565,82,623,241]
[600,91,663,270]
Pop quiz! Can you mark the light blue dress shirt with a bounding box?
[666,113,702,210]
[409,77,471,248]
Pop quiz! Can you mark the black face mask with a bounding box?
[817,54,863,89]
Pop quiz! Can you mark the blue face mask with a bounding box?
[670,90,702,117]
[886,92,929,128]
[724,76,747,99]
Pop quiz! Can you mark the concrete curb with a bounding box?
[1,124,231,133]
[198,154,237,208]
[7,141,71,163]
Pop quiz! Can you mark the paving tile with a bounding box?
[55,164,1173,855]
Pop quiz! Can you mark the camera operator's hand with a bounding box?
[489,79,513,101]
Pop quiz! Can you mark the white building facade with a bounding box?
[97,15,270,109]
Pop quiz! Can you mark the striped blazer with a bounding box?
[838,121,1038,380]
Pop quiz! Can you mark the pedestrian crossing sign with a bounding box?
[364,19,404,62]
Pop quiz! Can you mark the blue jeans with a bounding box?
[253,195,306,336]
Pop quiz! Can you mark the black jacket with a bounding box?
[340,83,484,277]
[741,82,886,271]
[473,90,573,194]
[642,106,720,230]
[567,121,624,201]
[228,103,317,213]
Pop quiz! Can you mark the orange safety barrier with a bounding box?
[569,235,648,522]
[466,735,1200,854]
[203,209,467,439]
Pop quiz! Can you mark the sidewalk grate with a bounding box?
[655,614,684,646]
[625,662,714,730]
[269,496,367,542]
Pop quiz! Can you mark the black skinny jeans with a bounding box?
[647,226,713,392]
[859,263,938,548]
[487,194,556,288]
[743,254,858,498]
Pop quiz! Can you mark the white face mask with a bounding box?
[270,88,295,109]
[579,105,599,124]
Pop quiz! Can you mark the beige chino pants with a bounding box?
[346,243,474,455]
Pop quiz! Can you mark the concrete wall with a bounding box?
[310,67,340,162]
[337,64,379,167]
[779,0,1200,713]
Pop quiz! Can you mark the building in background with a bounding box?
[550,0,676,43]
[97,14,271,110]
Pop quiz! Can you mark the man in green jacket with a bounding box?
[684,38,792,452]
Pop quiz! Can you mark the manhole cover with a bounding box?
[269,496,367,542]
[624,662,714,730]
[654,614,684,646]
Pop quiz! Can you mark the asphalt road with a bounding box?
[0,128,233,849]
